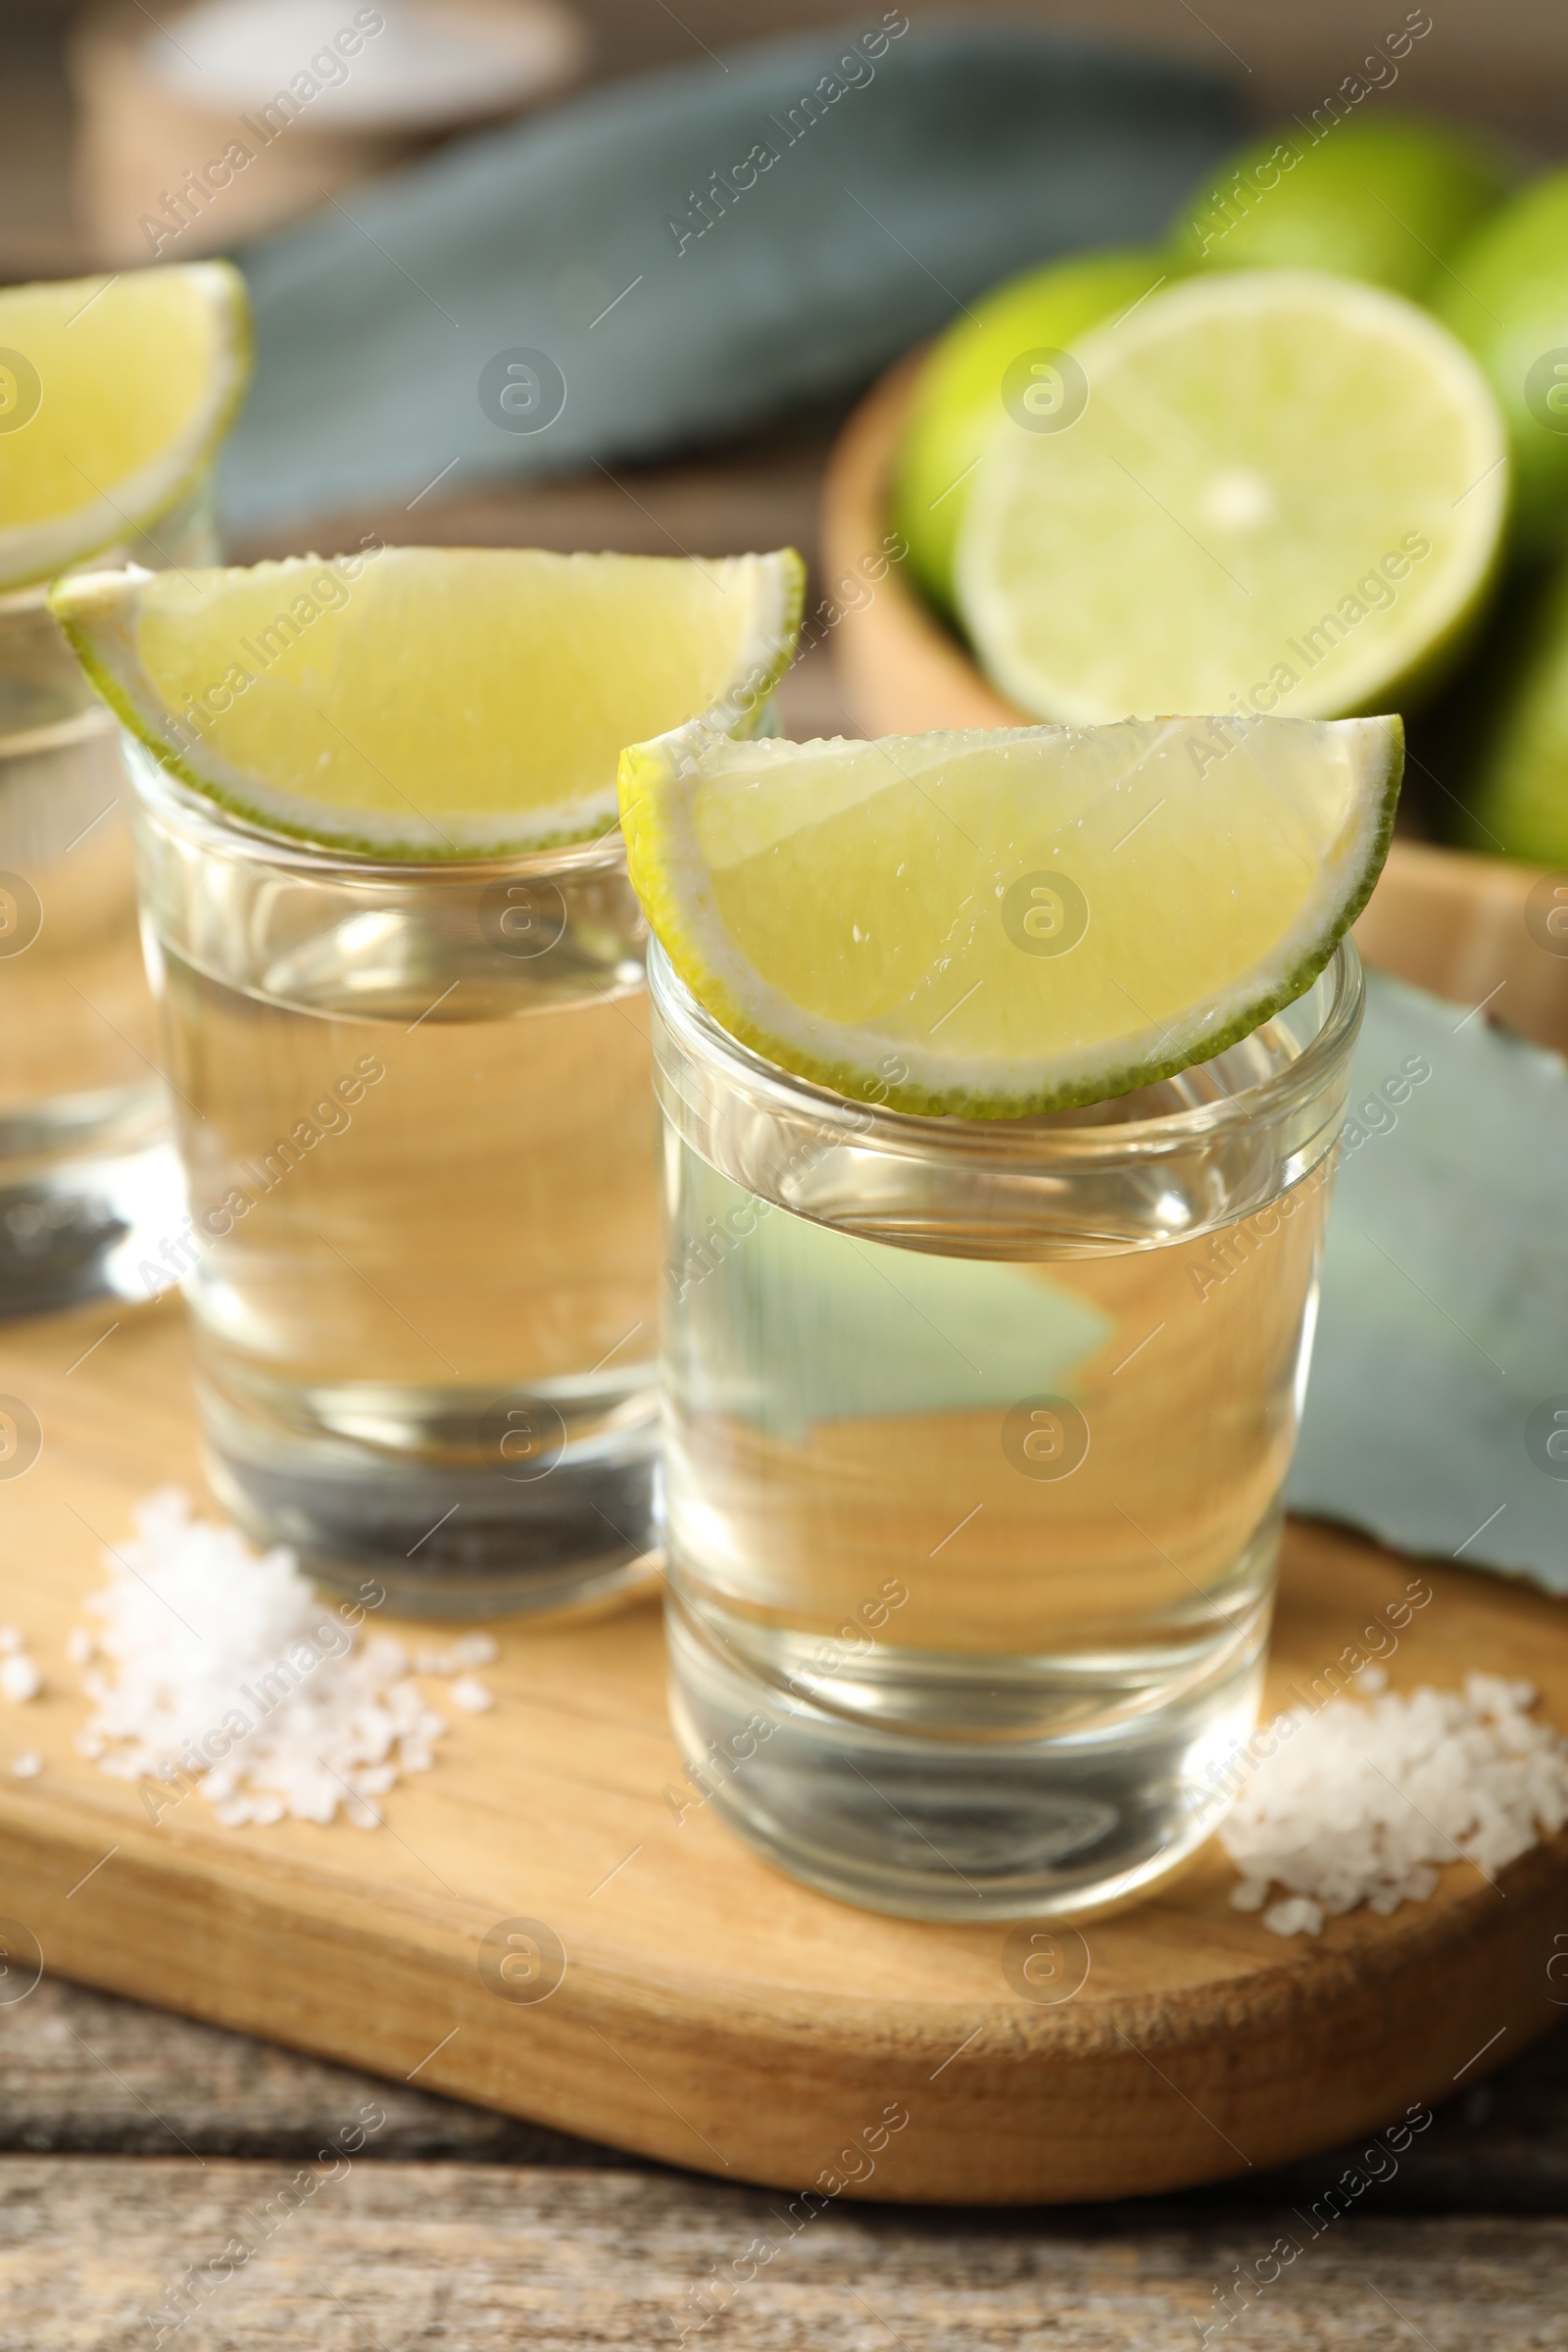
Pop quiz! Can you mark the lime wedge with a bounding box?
[0,264,250,592]
[51,546,805,858]
[957,270,1506,725]
[618,714,1401,1118]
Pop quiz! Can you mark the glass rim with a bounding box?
[649,933,1365,1164]
[122,731,630,885]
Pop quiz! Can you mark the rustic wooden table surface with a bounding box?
[3,1971,1566,2348]
[6,0,1568,2315]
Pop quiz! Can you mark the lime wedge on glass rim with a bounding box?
[618,714,1402,1118]
[0,263,249,592]
[956,270,1506,726]
[49,546,805,858]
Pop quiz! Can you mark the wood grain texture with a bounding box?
[6,2158,1568,2352]
[3,1294,1568,2205]
[820,359,1568,1059]
[7,1972,1568,2207]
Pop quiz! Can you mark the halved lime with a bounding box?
[957,270,1506,726]
[51,546,805,858]
[0,263,249,593]
[618,713,1401,1118]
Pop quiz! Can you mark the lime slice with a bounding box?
[51,545,805,858]
[618,713,1401,1118]
[0,263,250,593]
[957,270,1506,726]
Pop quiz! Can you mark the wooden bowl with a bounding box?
[822,359,1568,1058]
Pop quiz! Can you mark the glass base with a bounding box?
[198,1373,662,1621]
[665,1592,1265,1921]
[0,1130,182,1319]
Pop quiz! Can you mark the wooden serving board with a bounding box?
[2,1293,1566,2206]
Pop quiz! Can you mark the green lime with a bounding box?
[957,270,1507,727]
[1437,168,1568,553]
[1453,557,1568,860]
[619,712,1401,1119]
[52,548,804,858]
[1172,116,1510,300]
[891,246,1166,613]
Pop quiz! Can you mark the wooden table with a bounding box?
[3,1975,1566,2346]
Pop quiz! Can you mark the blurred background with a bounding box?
[5,0,1568,747]
[3,0,1565,288]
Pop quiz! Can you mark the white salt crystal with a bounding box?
[449,1676,493,1715]
[0,1653,41,1703]
[10,1751,41,1778]
[0,1627,21,1652]
[414,1634,497,1675]
[70,1489,486,1830]
[1263,1895,1324,1936]
[1222,1673,1568,1934]
[450,1633,498,1670]
[66,1629,94,1667]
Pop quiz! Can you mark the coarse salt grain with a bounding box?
[74,1489,470,1829]
[448,1676,494,1715]
[0,1653,40,1703]
[66,1629,94,1667]
[0,1627,21,1652]
[415,1633,498,1675]
[10,1752,41,1778]
[1222,1673,1568,1935]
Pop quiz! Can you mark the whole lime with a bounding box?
[1454,556,1568,860]
[1438,169,1568,553]
[1171,115,1510,299]
[892,246,1163,613]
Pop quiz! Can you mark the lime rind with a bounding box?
[619,714,1403,1120]
[956,270,1507,727]
[0,262,251,594]
[51,547,806,861]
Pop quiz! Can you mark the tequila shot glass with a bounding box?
[129,741,662,1620]
[651,937,1363,1920]
[0,482,217,1315]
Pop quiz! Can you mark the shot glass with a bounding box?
[127,740,662,1619]
[650,937,1364,1919]
[0,482,217,1315]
